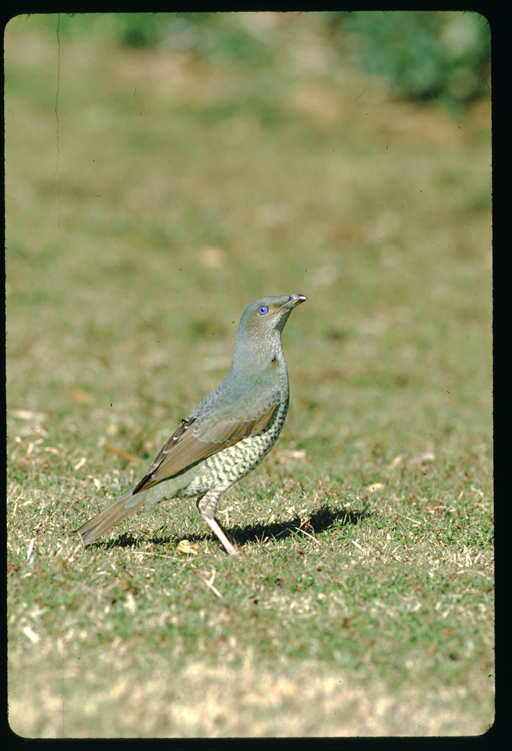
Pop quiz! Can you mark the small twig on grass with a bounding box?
[295,526,322,545]
[101,440,141,464]
[26,537,36,561]
[393,511,422,526]
[134,551,179,561]
[200,569,223,599]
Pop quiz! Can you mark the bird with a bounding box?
[73,293,307,555]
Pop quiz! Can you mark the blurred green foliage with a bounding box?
[54,12,273,63]
[334,11,490,107]
[51,11,490,106]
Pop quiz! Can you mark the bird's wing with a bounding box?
[131,394,280,493]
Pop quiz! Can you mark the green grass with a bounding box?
[6,13,492,737]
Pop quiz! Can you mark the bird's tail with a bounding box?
[73,489,149,546]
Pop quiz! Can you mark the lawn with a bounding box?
[6,12,493,737]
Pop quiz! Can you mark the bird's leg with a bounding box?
[197,490,239,556]
[204,517,239,557]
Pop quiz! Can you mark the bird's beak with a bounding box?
[285,294,307,309]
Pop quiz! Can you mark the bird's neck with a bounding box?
[233,331,284,372]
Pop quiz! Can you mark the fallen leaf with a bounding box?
[410,452,435,464]
[23,626,40,644]
[67,387,95,405]
[177,540,198,555]
[11,409,47,422]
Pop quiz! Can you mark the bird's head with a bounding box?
[233,293,307,373]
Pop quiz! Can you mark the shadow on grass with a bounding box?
[231,504,372,549]
[90,503,372,551]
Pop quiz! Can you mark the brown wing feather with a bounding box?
[132,401,278,494]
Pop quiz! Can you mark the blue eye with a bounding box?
[258,305,269,315]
